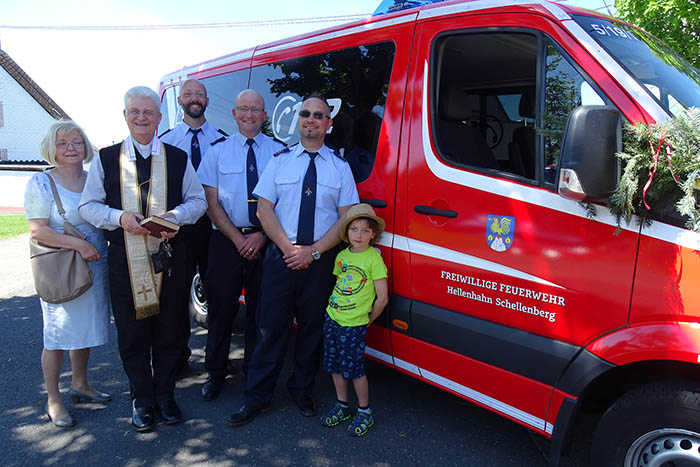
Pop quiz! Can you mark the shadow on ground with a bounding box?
[1,294,559,466]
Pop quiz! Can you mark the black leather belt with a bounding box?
[239,226,262,235]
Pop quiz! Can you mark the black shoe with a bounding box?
[132,404,155,432]
[295,394,317,417]
[201,375,225,401]
[226,403,271,427]
[157,399,182,425]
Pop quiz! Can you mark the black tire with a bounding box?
[591,380,700,466]
[188,272,208,329]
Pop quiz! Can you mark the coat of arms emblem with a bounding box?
[486,215,515,252]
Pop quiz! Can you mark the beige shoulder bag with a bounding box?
[29,173,94,304]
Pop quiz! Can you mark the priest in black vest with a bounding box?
[79,86,207,432]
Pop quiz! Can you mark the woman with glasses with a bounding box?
[24,120,111,428]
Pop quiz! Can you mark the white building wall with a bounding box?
[0,66,57,162]
[0,171,33,207]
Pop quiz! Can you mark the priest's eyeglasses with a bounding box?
[127,109,157,119]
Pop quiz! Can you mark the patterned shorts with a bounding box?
[323,314,368,380]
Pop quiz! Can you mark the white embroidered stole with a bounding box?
[120,140,168,319]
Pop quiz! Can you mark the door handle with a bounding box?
[414,205,458,218]
[360,199,388,209]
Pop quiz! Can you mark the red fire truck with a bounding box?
[159,1,700,465]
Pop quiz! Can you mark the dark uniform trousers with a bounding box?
[244,243,336,407]
[179,215,212,364]
[108,241,189,408]
[203,229,263,377]
[182,215,212,288]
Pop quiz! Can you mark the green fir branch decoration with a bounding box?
[578,202,597,219]
[608,108,700,233]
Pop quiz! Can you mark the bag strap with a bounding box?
[44,172,66,217]
[43,172,83,239]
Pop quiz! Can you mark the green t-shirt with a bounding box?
[326,246,388,327]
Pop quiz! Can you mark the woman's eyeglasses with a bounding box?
[56,141,85,149]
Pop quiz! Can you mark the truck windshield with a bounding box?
[572,14,700,117]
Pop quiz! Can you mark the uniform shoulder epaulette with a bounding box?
[271,136,287,147]
[158,128,172,138]
[217,128,229,136]
[273,147,292,157]
[210,136,227,146]
[331,147,346,161]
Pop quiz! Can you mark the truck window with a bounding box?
[249,41,396,183]
[158,85,178,136]
[572,14,700,117]
[199,69,250,135]
[158,69,250,137]
[543,43,606,184]
[432,32,538,179]
[432,31,606,185]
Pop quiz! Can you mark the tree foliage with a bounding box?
[615,0,700,69]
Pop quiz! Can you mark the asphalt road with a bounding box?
[0,234,587,466]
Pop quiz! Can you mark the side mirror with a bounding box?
[556,106,621,202]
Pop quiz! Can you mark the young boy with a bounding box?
[321,203,389,436]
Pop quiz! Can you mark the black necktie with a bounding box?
[296,151,317,245]
[246,138,260,227]
[190,128,202,170]
[135,149,151,217]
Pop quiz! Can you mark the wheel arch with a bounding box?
[578,360,700,413]
[548,352,700,465]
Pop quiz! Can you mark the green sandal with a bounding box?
[320,402,352,427]
[347,410,374,436]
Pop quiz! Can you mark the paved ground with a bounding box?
[0,233,591,466]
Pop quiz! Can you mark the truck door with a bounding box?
[397,11,641,433]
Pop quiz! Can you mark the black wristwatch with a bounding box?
[311,249,321,261]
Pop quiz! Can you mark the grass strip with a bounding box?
[0,215,28,240]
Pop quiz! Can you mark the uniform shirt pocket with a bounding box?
[218,161,245,215]
[219,156,244,175]
[317,177,341,206]
[274,173,301,209]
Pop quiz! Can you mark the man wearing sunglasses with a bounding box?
[227,96,359,427]
[196,89,285,401]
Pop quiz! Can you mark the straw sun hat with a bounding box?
[339,203,386,243]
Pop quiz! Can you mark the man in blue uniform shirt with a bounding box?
[227,96,359,427]
[160,79,226,376]
[196,89,285,401]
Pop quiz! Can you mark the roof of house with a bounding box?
[0,49,70,120]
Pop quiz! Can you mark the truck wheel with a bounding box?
[188,271,208,329]
[591,381,700,466]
